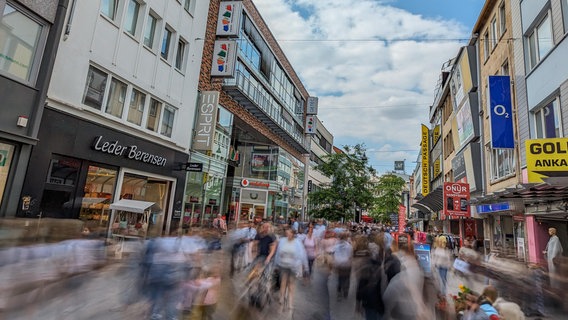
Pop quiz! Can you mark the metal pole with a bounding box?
[301,153,310,222]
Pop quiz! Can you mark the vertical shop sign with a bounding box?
[306,97,319,115]
[421,124,430,195]
[193,91,219,151]
[489,75,514,148]
[398,204,406,234]
[216,2,243,37]
[443,182,470,218]
[305,115,317,134]
[211,40,238,77]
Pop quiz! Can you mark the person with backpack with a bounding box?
[333,232,354,301]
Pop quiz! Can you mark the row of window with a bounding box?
[83,65,176,137]
[100,0,191,71]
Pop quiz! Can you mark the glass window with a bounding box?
[146,98,162,132]
[534,98,562,138]
[143,14,157,48]
[105,78,127,118]
[491,16,498,47]
[0,3,44,83]
[101,0,119,20]
[527,14,553,69]
[83,66,108,109]
[563,0,568,34]
[483,30,490,61]
[127,88,145,125]
[0,142,15,208]
[161,105,175,137]
[490,148,515,180]
[161,26,172,60]
[184,0,193,12]
[124,0,140,36]
[175,39,186,70]
[499,2,506,36]
[79,165,117,230]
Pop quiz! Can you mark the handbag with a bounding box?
[453,258,470,274]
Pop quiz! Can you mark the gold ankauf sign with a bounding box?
[526,138,568,183]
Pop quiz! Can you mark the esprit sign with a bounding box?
[91,136,167,166]
[526,138,568,183]
[443,182,470,218]
[193,91,219,151]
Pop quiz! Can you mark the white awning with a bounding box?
[109,199,155,213]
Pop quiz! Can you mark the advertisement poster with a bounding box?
[525,138,568,182]
[250,153,278,173]
[398,204,406,234]
[443,182,470,218]
[414,243,431,274]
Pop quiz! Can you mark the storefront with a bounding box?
[18,109,188,236]
[0,141,17,213]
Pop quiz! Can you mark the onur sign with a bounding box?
[443,182,470,218]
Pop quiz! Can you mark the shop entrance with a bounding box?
[240,203,265,223]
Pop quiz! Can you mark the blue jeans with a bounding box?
[438,267,448,295]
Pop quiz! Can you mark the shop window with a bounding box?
[526,13,553,70]
[127,88,146,125]
[105,78,127,118]
[40,156,81,218]
[0,2,47,84]
[83,66,108,109]
[0,142,15,208]
[534,98,562,138]
[79,165,117,230]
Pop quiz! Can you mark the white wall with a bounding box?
[47,0,210,152]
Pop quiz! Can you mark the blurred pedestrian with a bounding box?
[333,232,353,301]
[302,224,317,278]
[274,227,308,311]
[432,235,452,296]
[543,227,563,289]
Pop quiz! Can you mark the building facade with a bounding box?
[17,0,210,236]
[1,0,67,217]
[193,0,313,225]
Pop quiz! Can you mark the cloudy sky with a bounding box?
[252,0,485,175]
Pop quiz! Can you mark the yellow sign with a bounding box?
[421,125,430,195]
[433,125,441,143]
[525,138,568,183]
[433,158,441,177]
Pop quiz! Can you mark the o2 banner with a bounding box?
[489,76,514,148]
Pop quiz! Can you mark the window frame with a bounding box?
[483,30,490,61]
[160,104,176,138]
[533,97,563,139]
[123,0,141,37]
[489,147,516,181]
[183,0,195,15]
[499,2,506,37]
[490,15,498,48]
[563,0,568,34]
[83,66,109,110]
[143,12,158,49]
[104,77,128,118]
[100,0,120,21]
[0,1,49,86]
[160,25,174,61]
[127,87,146,126]
[526,12,553,70]
[175,37,188,72]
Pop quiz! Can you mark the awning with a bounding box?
[109,199,156,213]
[469,182,568,206]
[411,186,443,214]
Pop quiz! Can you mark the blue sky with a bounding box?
[253,0,486,175]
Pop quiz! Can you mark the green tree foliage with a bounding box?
[308,144,375,222]
[370,173,406,222]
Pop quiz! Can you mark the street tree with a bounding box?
[308,144,375,222]
[370,173,406,222]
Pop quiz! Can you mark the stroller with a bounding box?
[232,260,276,319]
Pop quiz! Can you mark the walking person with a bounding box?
[543,227,563,289]
[302,224,318,279]
[432,235,452,296]
[333,232,353,301]
[274,227,308,311]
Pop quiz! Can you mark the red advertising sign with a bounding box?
[398,204,406,234]
[443,182,470,218]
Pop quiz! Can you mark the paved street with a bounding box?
[1,249,564,320]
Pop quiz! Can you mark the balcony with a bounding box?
[223,70,309,155]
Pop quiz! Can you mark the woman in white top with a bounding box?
[274,227,308,311]
[303,224,318,277]
[432,236,452,295]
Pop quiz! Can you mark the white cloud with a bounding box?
[252,0,470,171]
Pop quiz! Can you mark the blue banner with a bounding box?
[489,76,515,148]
